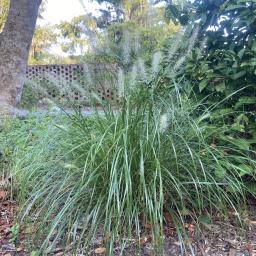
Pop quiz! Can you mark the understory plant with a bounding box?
[164,0,256,157]
[11,83,256,255]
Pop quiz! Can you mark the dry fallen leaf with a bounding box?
[249,220,256,225]
[185,223,195,232]
[0,190,8,200]
[246,241,253,254]
[16,247,23,252]
[228,248,236,256]
[139,236,150,245]
[95,247,106,254]
[164,212,173,226]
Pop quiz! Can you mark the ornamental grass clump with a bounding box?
[13,86,255,254]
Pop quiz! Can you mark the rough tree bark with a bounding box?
[0,0,42,113]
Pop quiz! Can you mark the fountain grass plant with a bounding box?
[8,83,256,255]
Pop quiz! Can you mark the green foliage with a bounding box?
[58,15,97,55]
[164,0,256,153]
[55,1,179,69]
[1,114,66,198]
[30,252,40,256]
[29,25,57,64]
[3,1,256,254]
[0,117,13,178]
[8,82,255,254]
[10,223,20,243]
[105,22,160,66]
[95,0,149,24]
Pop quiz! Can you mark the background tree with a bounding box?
[61,0,179,70]
[94,0,149,24]
[58,14,98,56]
[29,25,57,64]
[0,0,42,113]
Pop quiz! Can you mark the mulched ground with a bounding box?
[0,190,26,256]
[1,183,256,256]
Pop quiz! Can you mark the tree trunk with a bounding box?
[0,0,42,114]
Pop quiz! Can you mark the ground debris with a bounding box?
[1,182,256,255]
[0,188,26,256]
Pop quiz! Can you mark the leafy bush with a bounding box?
[164,0,256,151]
[10,83,256,254]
